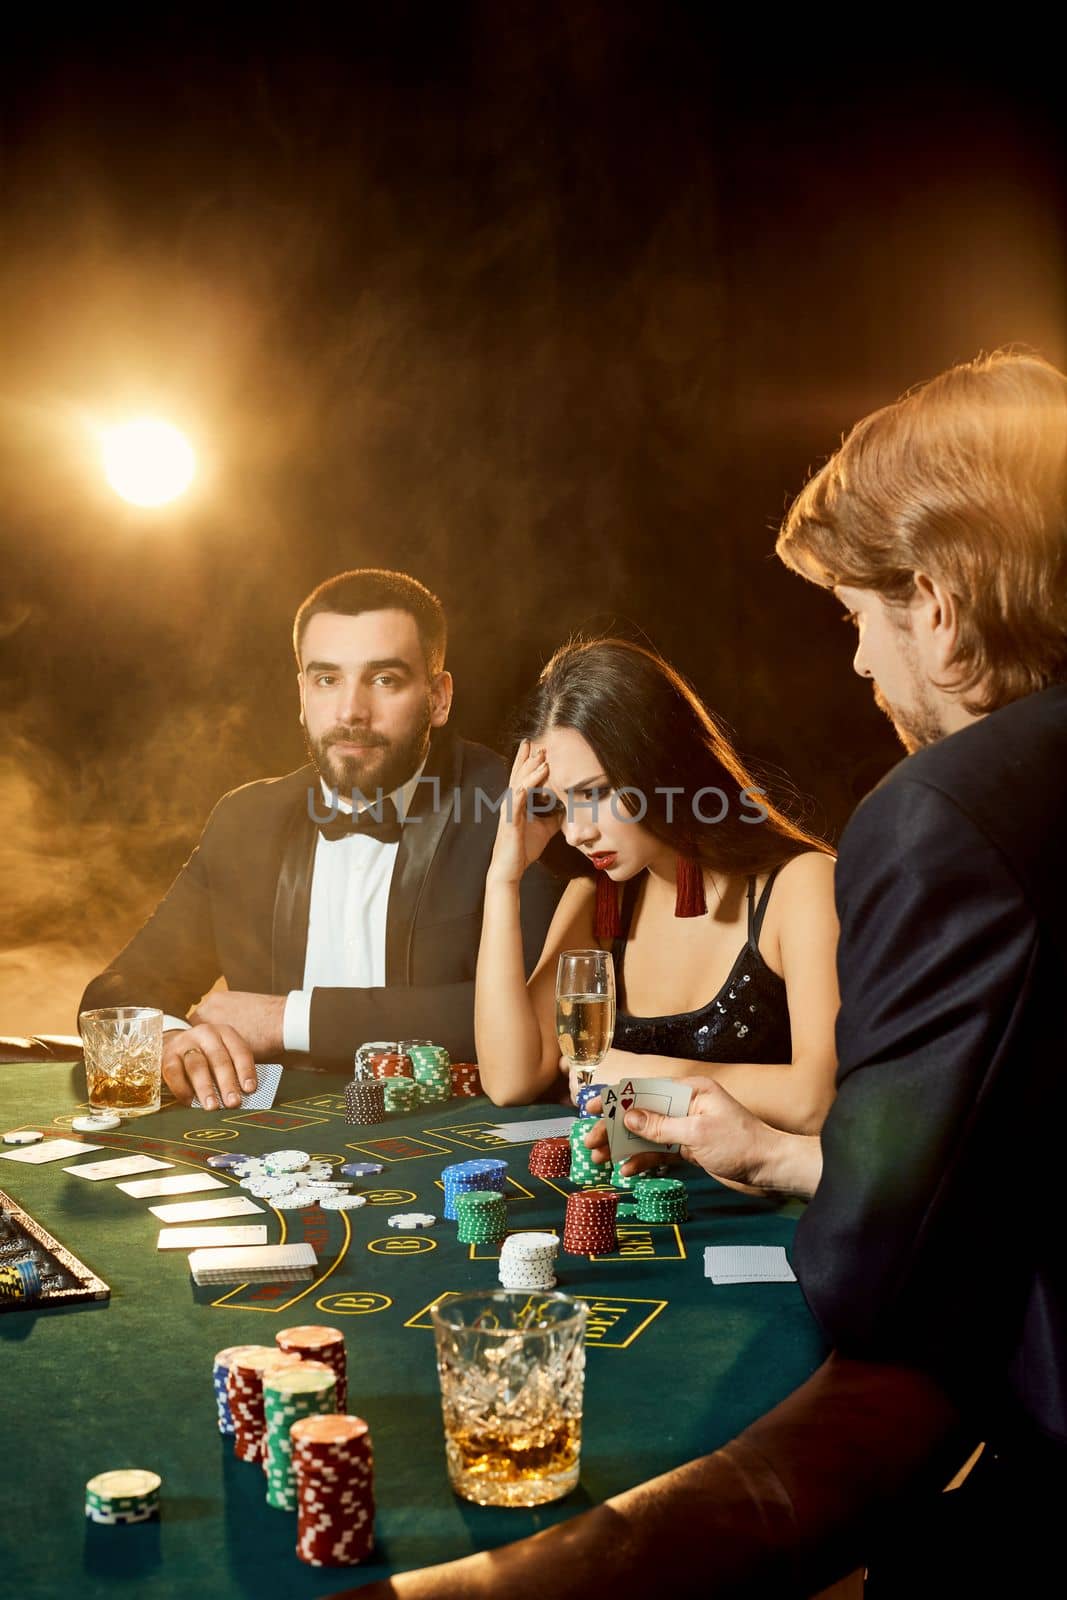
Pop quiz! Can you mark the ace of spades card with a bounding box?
[601,1077,694,1164]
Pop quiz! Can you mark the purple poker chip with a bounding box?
[339,1161,385,1177]
[206,1152,249,1170]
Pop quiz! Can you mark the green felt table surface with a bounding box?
[0,1061,824,1598]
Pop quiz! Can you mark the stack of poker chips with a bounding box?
[84,1469,161,1525]
[563,1188,621,1256]
[344,1077,387,1126]
[528,1137,571,1179]
[441,1158,508,1219]
[292,1414,375,1568]
[454,1189,508,1244]
[449,1061,482,1097]
[568,1117,612,1186]
[575,1083,607,1115]
[498,1231,560,1289]
[633,1177,688,1223]
[227,1347,303,1461]
[365,1050,414,1080]
[276,1324,349,1410]
[383,1077,419,1115]
[354,1041,399,1077]
[406,1043,451,1105]
[263,1363,338,1510]
[0,1258,41,1304]
[213,1344,265,1434]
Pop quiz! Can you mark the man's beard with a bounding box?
[306,702,433,801]
[873,682,945,754]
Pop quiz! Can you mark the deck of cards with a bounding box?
[187,1243,318,1286]
[601,1078,694,1164]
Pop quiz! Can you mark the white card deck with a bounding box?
[485,1116,578,1143]
[187,1242,317,1286]
[148,1196,264,1223]
[704,1245,797,1284]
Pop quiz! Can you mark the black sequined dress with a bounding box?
[610,869,792,1063]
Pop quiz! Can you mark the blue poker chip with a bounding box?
[206,1153,249,1170]
[340,1161,385,1177]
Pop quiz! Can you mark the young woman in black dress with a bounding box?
[475,639,839,1133]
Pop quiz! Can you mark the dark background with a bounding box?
[2,4,1065,1031]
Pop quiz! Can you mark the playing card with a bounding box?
[187,1242,316,1285]
[64,1154,173,1180]
[485,1116,578,1143]
[704,1245,797,1284]
[116,1173,228,1198]
[190,1061,283,1112]
[156,1224,268,1251]
[0,1138,104,1164]
[148,1195,264,1223]
[601,1078,693,1165]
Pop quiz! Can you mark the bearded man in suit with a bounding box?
[80,568,562,1110]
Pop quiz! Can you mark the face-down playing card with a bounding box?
[602,1078,694,1165]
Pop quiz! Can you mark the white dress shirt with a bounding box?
[164,761,426,1053]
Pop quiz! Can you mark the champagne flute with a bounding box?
[555,949,616,1088]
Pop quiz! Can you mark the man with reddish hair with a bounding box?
[347,352,1066,1597]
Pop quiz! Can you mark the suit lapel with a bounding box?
[385,729,462,984]
[271,774,319,993]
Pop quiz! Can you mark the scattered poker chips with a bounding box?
[85,1469,161,1525]
[292,1413,375,1568]
[227,1347,304,1462]
[441,1158,508,1219]
[454,1189,508,1245]
[528,1137,571,1178]
[213,1344,264,1435]
[276,1325,349,1412]
[206,1152,249,1170]
[318,1192,367,1210]
[340,1162,384,1178]
[568,1117,612,1187]
[263,1362,338,1510]
[263,1150,311,1174]
[344,1079,386,1127]
[2,1130,42,1145]
[449,1062,481,1097]
[575,1083,606,1115]
[386,1212,436,1230]
[498,1231,560,1289]
[72,1113,121,1132]
[0,1260,41,1302]
[563,1188,620,1256]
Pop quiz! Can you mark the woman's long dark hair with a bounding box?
[517,638,830,875]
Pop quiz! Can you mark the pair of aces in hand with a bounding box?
[600,1078,693,1165]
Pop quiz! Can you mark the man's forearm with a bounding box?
[752,1124,823,1197]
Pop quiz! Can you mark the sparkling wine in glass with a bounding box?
[555,949,616,1085]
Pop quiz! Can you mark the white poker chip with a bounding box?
[272,1189,320,1210]
[246,1175,299,1198]
[318,1193,368,1210]
[386,1212,436,1230]
[72,1114,121,1133]
[303,1161,334,1181]
[263,1149,310,1174]
[3,1130,43,1145]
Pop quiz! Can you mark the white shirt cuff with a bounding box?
[283,990,313,1054]
[161,1015,190,1033]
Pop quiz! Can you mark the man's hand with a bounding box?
[189,992,286,1056]
[162,1024,258,1110]
[584,1077,775,1188]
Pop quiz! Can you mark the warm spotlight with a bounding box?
[101,418,196,507]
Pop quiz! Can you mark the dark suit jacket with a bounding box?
[80,728,563,1066]
[794,683,1067,1460]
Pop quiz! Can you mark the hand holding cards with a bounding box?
[601,1078,694,1166]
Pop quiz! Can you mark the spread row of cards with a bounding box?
[0,1138,316,1285]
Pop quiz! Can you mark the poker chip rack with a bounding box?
[0,1186,110,1310]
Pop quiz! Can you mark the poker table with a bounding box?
[0,1058,825,1599]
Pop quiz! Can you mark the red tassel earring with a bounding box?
[594,871,622,941]
[675,856,707,918]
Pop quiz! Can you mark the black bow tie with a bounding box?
[316,798,403,844]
